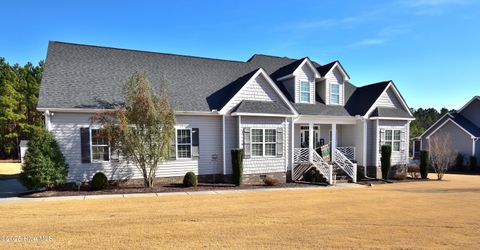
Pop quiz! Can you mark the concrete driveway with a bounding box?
[0,176,29,198]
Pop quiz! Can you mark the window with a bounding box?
[300,81,310,103]
[91,129,110,162]
[384,129,402,151]
[330,83,340,104]
[177,129,192,159]
[251,129,277,157]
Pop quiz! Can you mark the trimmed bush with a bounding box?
[455,153,464,171]
[91,172,109,190]
[231,149,244,186]
[380,145,392,179]
[420,150,429,179]
[183,172,197,187]
[469,156,477,172]
[20,130,68,190]
[264,176,279,186]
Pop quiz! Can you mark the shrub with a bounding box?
[264,176,279,186]
[420,150,429,179]
[231,149,244,186]
[302,168,323,183]
[380,145,392,179]
[91,172,109,190]
[407,165,420,178]
[19,130,68,190]
[183,172,197,187]
[390,165,408,180]
[455,153,464,171]
[469,156,478,172]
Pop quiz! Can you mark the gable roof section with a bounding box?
[231,100,294,116]
[370,107,414,119]
[316,61,350,80]
[458,96,480,113]
[275,58,320,81]
[421,112,480,139]
[344,81,390,116]
[362,81,413,118]
[217,68,298,116]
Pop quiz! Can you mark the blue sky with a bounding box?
[2,0,479,110]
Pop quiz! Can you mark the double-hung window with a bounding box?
[251,129,277,157]
[177,128,192,159]
[330,83,340,104]
[300,81,310,103]
[91,129,110,162]
[384,129,401,151]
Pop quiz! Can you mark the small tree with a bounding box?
[455,153,464,171]
[469,156,477,172]
[19,130,68,189]
[231,149,244,186]
[420,150,429,179]
[429,134,454,180]
[381,145,392,179]
[93,72,175,188]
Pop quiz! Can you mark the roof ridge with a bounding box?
[357,80,391,88]
[247,53,299,62]
[50,41,247,64]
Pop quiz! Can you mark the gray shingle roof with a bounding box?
[449,113,480,137]
[231,100,294,115]
[371,107,413,118]
[38,42,409,119]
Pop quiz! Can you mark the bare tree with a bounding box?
[429,134,454,180]
[92,72,176,187]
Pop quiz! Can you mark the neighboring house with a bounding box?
[416,96,480,163]
[37,41,414,184]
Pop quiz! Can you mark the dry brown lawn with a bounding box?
[0,163,22,175]
[1,174,480,249]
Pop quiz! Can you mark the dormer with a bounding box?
[316,61,350,106]
[276,58,320,104]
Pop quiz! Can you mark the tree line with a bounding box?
[0,58,44,159]
[409,107,454,138]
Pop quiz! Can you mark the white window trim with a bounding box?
[251,128,277,157]
[330,83,340,105]
[176,128,193,160]
[384,129,402,152]
[90,127,111,163]
[299,80,311,103]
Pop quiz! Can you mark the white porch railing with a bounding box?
[333,148,357,183]
[294,148,333,185]
[336,146,356,161]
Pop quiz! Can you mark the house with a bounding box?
[37,41,415,184]
[416,96,480,163]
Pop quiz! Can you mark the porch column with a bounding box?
[309,122,314,162]
[331,123,337,162]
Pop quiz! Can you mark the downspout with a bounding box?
[44,110,53,132]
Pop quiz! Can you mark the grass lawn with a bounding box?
[0,163,22,176]
[1,174,480,249]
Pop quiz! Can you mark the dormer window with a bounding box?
[300,81,310,103]
[330,83,340,105]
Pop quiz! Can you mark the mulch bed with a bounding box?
[357,177,435,185]
[22,181,316,198]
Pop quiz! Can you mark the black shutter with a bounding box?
[276,128,283,157]
[192,128,199,159]
[243,127,251,159]
[80,127,91,163]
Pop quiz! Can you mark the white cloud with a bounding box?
[350,39,386,47]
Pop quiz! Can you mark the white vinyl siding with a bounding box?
[294,63,315,104]
[325,67,344,105]
[376,120,409,166]
[426,120,473,157]
[223,73,288,112]
[240,116,288,174]
[50,112,223,181]
[376,87,404,109]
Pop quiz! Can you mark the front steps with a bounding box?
[294,162,354,184]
